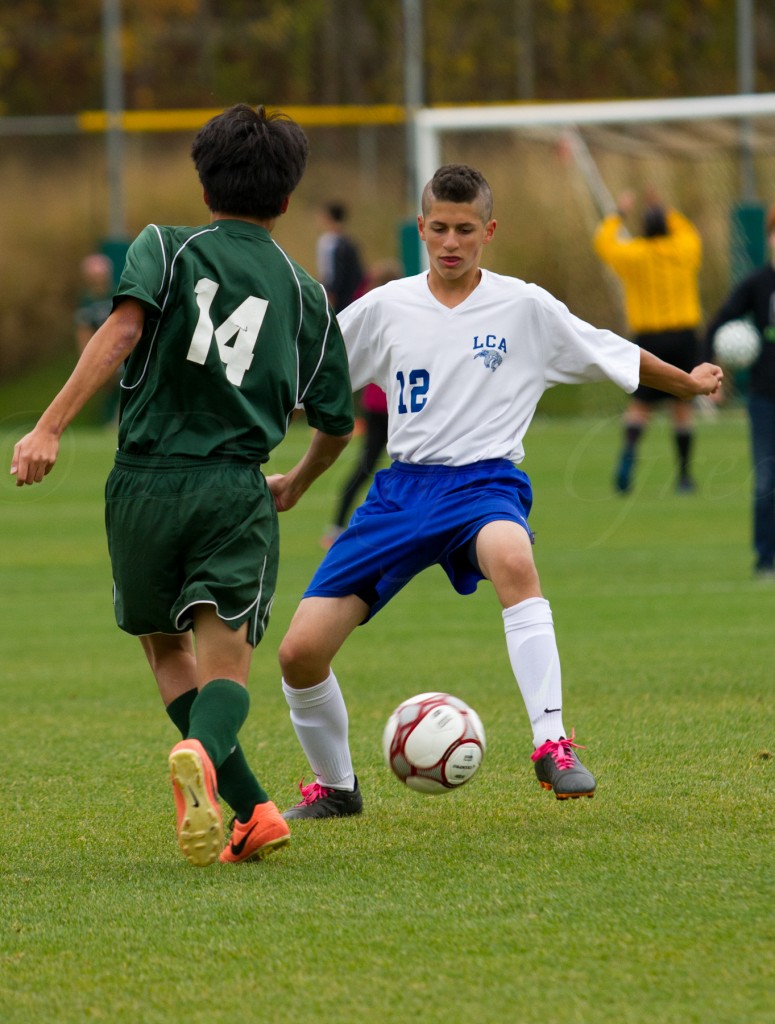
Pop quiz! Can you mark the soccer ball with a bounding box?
[713,319,761,369]
[382,692,486,794]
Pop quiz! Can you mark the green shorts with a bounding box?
[105,454,279,646]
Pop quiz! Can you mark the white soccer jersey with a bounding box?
[338,269,640,466]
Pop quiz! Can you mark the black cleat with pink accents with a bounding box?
[282,778,363,820]
[531,731,596,799]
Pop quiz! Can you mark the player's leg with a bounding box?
[187,606,289,863]
[280,594,367,686]
[615,398,651,493]
[475,520,595,799]
[153,610,286,865]
[333,442,374,527]
[323,413,388,547]
[152,645,266,855]
[141,626,265,821]
[110,459,287,862]
[475,520,566,743]
[107,469,223,865]
[140,631,197,705]
[670,397,695,492]
[182,463,288,861]
[359,410,389,477]
[140,632,200,743]
[278,594,368,819]
[287,461,449,817]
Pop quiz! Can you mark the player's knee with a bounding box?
[278,631,300,675]
[499,547,540,590]
[278,630,323,682]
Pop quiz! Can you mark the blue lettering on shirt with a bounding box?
[472,335,507,352]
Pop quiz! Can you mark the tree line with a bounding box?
[1,1,773,118]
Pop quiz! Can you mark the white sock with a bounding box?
[502,597,566,747]
[281,672,355,790]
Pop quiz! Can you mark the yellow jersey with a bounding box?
[593,210,702,333]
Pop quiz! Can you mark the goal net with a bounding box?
[413,94,775,410]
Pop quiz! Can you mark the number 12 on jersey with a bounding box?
[396,369,430,414]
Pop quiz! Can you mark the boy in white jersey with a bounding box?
[270,164,723,816]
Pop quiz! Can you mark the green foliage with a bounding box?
[0,415,772,1023]
[0,1,771,116]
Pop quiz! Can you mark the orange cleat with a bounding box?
[220,801,291,864]
[169,739,223,867]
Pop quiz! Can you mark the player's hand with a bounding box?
[10,428,60,486]
[265,472,301,513]
[689,362,724,396]
[616,189,635,216]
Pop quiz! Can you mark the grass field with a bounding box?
[1,407,773,1024]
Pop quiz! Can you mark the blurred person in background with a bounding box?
[704,203,775,579]
[316,201,365,313]
[320,258,403,550]
[594,187,703,494]
[75,253,118,424]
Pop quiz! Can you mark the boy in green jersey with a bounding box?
[11,104,354,867]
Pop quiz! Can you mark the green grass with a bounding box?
[1,410,773,1024]
[0,352,107,430]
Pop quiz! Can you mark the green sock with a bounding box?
[170,679,269,820]
[217,747,269,822]
[165,688,198,737]
[188,678,250,768]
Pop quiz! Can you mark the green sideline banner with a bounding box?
[399,218,422,276]
[101,238,131,284]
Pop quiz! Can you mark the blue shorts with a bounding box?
[305,459,533,620]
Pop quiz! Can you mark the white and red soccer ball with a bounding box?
[383,692,486,794]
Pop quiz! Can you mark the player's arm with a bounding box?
[593,213,643,271]
[638,348,723,400]
[10,299,145,486]
[266,428,353,512]
[592,212,625,257]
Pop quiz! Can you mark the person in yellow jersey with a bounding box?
[594,187,703,493]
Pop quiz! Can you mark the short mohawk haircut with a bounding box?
[421,164,493,221]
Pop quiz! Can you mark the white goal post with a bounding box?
[413,92,775,193]
[410,92,775,313]
[409,92,775,408]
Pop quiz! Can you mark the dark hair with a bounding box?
[324,202,348,223]
[421,164,493,221]
[191,104,309,220]
[643,205,668,238]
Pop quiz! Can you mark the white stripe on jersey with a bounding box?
[121,224,219,393]
[338,269,640,467]
[270,237,333,409]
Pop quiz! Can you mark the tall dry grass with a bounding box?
[0,122,765,384]
[0,127,406,380]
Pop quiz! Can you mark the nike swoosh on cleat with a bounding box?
[230,823,257,857]
[188,786,200,808]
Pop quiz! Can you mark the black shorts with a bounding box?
[633,328,699,404]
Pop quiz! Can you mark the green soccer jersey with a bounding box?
[114,219,353,459]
